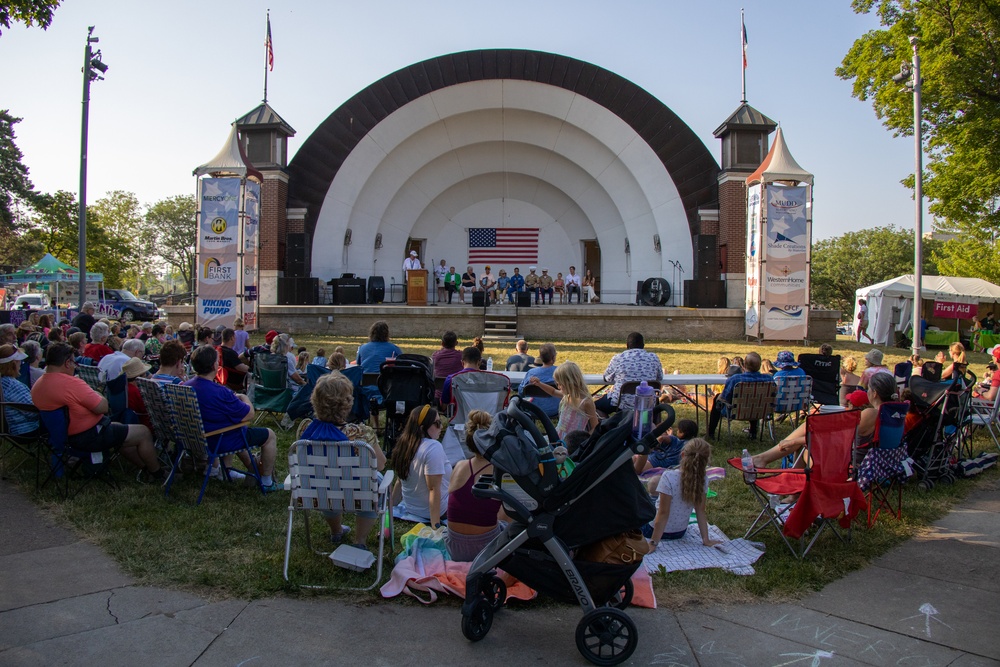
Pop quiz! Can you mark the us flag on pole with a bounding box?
[468,228,539,264]
[266,17,274,71]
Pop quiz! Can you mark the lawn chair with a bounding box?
[160,383,263,504]
[38,407,120,498]
[729,410,863,558]
[797,353,841,407]
[719,381,776,442]
[441,370,510,464]
[283,439,395,590]
[0,380,42,478]
[105,373,129,424]
[767,375,813,439]
[969,395,1000,450]
[250,352,293,430]
[857,401,910,528]
[76,364,104,393]
[377,358,434,457]
[893,361,913,393]
[135,378,179,469]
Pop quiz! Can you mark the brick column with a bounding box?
[259,171,289,305]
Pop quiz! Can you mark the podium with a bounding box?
[406,269,428,306]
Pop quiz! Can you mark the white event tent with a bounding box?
[855,275,1000,345]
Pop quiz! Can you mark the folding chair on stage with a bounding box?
[719,381,776,443]
[767,375,813,439]
[283,439,395,590]
[797,354,841,408]
[729,410,864,558]
[856,401,910,528]
[442,370,510,464]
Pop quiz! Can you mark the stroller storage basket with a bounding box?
[501,546,640,606]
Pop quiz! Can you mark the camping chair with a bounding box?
[76,364,104,393]
[767,375,813,440]
[104,373,129,424]
[37,407,120,498]
[969,395,1000,450]
[250,352,294,430]
[719,381,776,442]
[442,371,511,464]
[377,358,435,456]
[797,354,841,408]
[921,361,943,383]
[857,401,910,528]
[160,383,263,504]
[135,378,178,469]
[619,380,663,411]
[0,399,42,480]
[893,361,913,393]
[283,439,395,590]
[286,363,331,420]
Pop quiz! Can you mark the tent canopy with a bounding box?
[0,253,104,283]
[746,126,814,186]
[858,274,1000,305]
[193,123,263,181]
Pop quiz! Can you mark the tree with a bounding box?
[146,194,196,293]
[90,190,156,291]
[0,1,62,36]
[837,0,1000,236]
[0,110,46,233]
[811,225,939,313]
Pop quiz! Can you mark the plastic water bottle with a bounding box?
[742,448,756,483]
[486,357,494,371]
[632,380,656,439]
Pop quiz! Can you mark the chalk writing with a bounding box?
[899,603,952,638]
[649,644,693,666]
[773,649,834,667]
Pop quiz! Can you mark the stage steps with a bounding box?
[483,307,519,341]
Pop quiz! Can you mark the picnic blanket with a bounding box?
[643,524,765,576]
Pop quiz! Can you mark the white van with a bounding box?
[13,293,49,310]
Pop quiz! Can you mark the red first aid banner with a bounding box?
[933,301,974,319]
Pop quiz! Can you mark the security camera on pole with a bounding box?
[78,26,108,312]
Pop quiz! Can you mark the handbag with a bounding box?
[577,529,652,565]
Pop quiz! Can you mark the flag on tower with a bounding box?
[266,16,274,71]
[742,17,748,70]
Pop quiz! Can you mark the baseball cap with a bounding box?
[265,330,279,345]
[409,250,417,256]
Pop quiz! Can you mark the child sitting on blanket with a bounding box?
[634,416,697,474]
[445,410,508,561]
[643,438,722,549]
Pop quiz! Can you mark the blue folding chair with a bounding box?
[38,407,119,498]
[857,401,910,527]
[105,373,131,424]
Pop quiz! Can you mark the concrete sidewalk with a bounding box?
[1,476,997,667]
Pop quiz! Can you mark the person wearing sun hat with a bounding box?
[772,350,806,407]
[0,344,40,437]
[122,357,153,431]
[860,348,889,389]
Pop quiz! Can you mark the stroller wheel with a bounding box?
[918,478,935,492]
[605,580,633,610]
[575,607,638,666]
[461,597,494,642]
[482,574,507,611]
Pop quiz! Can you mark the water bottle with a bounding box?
[741,448,756,483]
[632,380,656,439]
[486,357,494,371]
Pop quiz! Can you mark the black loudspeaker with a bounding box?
[635,281,643,306]
[472,291,489,307]
[368,276,385,304]
[683,279,726,308]
[329,278,366,305]
[286,234,310,278]
[694,234,718,280]
[516,291,531,307]
[278,277,320,305]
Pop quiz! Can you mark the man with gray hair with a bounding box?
[505,339,535,371]
[71,301,97,337]
[82,321,114,363]
[99,338,146,380]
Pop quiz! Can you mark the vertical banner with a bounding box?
[745,184,763,337]
[196,177,241,328]
[762,185,809,340]
[242,181,260,331]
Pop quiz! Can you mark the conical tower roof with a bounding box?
[746,126,813,185]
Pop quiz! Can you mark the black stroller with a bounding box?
[376,355,434,456]
[905,371,975,490]
[462,397,671,665]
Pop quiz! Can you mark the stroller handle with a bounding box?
[639,403,675,453]
[508,395,561,444]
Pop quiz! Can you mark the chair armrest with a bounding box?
[0,401,39,414]
[204,420,252,438]
[378,470,395,495]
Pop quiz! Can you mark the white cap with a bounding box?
[409,250,417,256]
[529,266,536,271]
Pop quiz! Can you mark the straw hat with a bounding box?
[121,357,151,379]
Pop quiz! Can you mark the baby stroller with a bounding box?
[905,371,975,490]
[377,356,434,456]
[461,397,670,665]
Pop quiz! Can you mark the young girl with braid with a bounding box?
[643,438,722,549]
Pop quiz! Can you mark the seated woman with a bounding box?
[859,349,889,389]
[493,270,509,304]
[643,438,722,549]
[299,372,387,549]
[390,405,452,528]
[553,272,566,303]
[445,410,508,561]
[582,269,599,303]
[751,372,898,469]
[839,356,861,407]
[0,344,41,438]
[936,342,967,381]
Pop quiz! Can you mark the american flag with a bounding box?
[266,17,274,72]
[741,17,748,70]
[468,228,539,264]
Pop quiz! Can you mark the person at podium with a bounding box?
[403,250,422,304]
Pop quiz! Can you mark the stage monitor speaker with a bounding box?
[472,291,489,307]
[367,276,385,304]
[330,278,366,305]
[516,291,531,308]
[683,279,726,308]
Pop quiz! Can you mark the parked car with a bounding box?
[12,293,49,310]
[100,289,159,322]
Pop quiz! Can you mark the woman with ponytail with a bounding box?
[644,438,721,549]
[390,405,452,528]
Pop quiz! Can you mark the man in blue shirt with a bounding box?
[707,351,775,439]
[506,267,525,303]
[518,342,560,417]
[440,347,483,406]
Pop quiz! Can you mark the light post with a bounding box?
[893,36,922,356]
[78,26,108,311]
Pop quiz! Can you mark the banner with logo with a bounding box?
[745,184,763,336]
[196,177,241,328]
[242,181,260,331]
[761,185,809,340]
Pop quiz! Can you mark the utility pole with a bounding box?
[893,36,921,356]
[78,26,108,311]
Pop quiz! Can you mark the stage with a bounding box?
[163,302,839,342]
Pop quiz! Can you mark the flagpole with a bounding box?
[263,9,269,103]
[741,8,747,103]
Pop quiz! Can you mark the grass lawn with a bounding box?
[4,334,998,607]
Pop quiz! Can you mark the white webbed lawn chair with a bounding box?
[283,439,395,590]
[442,371,510,464]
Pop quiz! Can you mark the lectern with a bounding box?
[406,269,428,306]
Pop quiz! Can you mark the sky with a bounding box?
[1,0,925,240]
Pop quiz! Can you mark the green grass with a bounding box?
[3,334,997,607]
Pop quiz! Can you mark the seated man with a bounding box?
[505,339,535,372]
[518,342,560,418]
[595,332,664,414]
[524,267,540,302]
[536,268,554,305]
[151,340,187,384]
[506,267,524,303]
[460,266,477,304]
[707,351,775,439]
[99,338,146,381]
[183,345,281,491]
[31,342,164,481]
[219,327,250,391]
[441,346,483,407]
[565,266,582,304]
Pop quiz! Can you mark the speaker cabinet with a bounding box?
[367,276,385,304]
[278,277,320,305]
[683,279,726,308]
[285,233,310,277]
[329,278,366,305]
[693,234,718,280]
[516,291,531,308]
[472,291,489,307]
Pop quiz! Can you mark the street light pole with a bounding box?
[78,26,106,312]
[911,36,923,358]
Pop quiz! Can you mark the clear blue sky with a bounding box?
[1,0,923,240]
